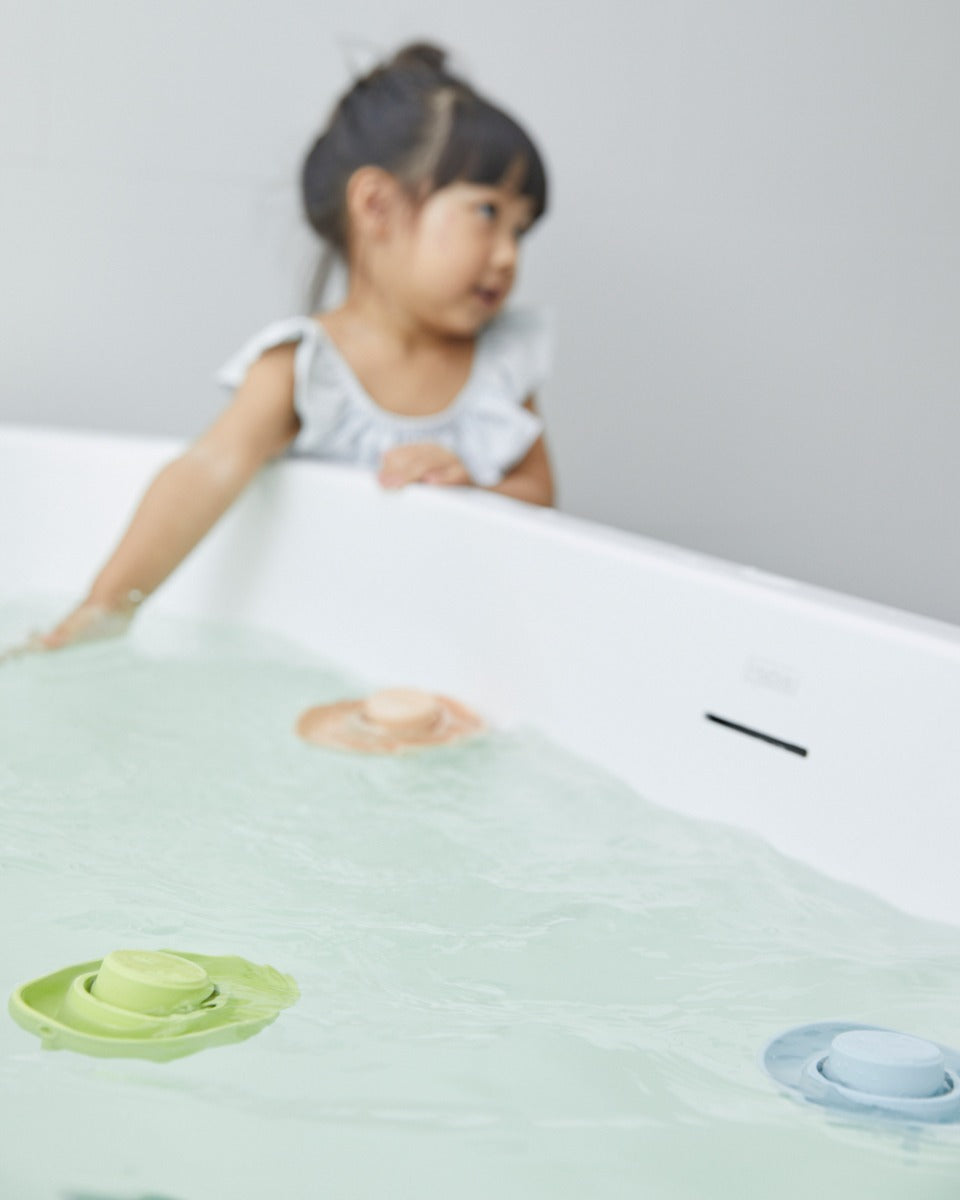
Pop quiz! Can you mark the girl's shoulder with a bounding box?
[214,316,360,458]
[214,317,321,390]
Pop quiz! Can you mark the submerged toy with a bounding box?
[296,687,485,754]
[9,949,298,1061]
[763,1021,960,1123]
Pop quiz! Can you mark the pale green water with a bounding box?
[1,601,959,1200]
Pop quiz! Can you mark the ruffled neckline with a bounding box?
[306,318,486,428]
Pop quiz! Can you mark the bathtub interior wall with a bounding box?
[3,424,960,927]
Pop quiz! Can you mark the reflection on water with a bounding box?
[1,601,959,1200]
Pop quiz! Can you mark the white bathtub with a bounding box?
[3,424,960,1199]
[3,424,959,924]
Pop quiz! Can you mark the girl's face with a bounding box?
[385,181,537,335]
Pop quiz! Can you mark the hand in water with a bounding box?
[0,601,136,662]
[378,443,473,490]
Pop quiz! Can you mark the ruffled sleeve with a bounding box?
[214,317,347,453]
[477,306,553,402]
[215,317,315,393]
[454,307,552,487]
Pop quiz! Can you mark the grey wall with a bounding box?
[3,1,958,625]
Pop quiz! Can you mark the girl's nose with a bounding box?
[492,230,518,273]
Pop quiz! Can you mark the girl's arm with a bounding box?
[42,345,301,648]
[486,397,554,507]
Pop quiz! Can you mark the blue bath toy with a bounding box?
[763,1021,960,1123]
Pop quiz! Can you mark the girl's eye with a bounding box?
[477,202,499,220]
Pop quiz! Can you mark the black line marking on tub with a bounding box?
[705,713,808,758]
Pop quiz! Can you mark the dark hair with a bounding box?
[301,43,548,289]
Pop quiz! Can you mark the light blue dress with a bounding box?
[216,307,551,487]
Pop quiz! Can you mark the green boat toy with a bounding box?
[9,949,298,1061]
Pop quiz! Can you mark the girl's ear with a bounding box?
[345,167,406,241]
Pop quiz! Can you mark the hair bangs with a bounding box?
[432,100,548,220]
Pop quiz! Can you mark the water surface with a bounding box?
[1,602,958,1199]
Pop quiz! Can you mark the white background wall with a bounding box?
[2,1,958,625]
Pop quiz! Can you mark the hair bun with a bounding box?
[389,42,448,74]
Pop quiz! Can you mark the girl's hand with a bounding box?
[378,444,473,490]
[36,600,137,652]
[0,601,134,664]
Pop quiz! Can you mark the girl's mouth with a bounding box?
[474,287,503,308]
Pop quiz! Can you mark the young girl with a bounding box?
[39,42,554,651]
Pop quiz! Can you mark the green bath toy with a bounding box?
[8,949,298,1061]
